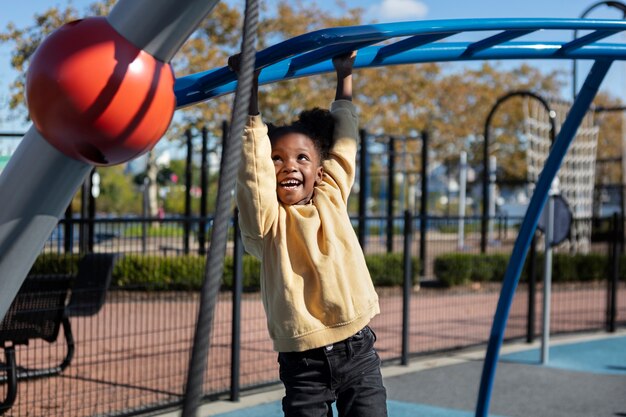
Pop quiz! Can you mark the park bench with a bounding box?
[0,253,119,414]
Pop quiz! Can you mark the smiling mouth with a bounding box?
[279,179,302,190]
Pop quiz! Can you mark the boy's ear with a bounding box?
[315,166,324,185]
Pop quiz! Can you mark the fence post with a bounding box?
[419,130,428,279]
[198,127,209,255]
[607,213,619,332]
[504,215,508,240]
[231,209,243,401]
[387,136,395,253]
[526,233,537,343]
[64,204,73,253]
[184,129,193,255]
[79,169,94,254]
[401,210,413,365]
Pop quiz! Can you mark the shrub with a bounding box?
[434,253,473,287]
[30,251,416,292]
[30,253,81,274]
[222,255,261,290]
[113,255,205,290]
[571,253,607,282]
[365,253,419,287]
[435,252,613,287]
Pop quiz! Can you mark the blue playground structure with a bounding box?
[1,1,625,416]
[177,17,625,417]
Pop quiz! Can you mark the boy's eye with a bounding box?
[271,155,281,162]
[298,154,310,161]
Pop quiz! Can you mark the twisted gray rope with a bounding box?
[181,0,258,414]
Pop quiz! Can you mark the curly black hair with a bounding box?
[268,107,335,161]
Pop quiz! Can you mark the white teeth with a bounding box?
[281,180,300,187]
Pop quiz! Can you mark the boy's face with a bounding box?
[271,133,323,205]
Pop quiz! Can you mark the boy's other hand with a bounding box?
[228,53,242,74]
[332,50,357,76]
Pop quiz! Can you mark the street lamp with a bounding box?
[572,1,626,99]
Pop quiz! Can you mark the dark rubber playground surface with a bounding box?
[208,332,626,417]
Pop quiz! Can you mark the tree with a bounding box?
[96,165,142,214]
[2,1,621,217]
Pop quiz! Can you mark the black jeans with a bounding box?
[277,326,388,417]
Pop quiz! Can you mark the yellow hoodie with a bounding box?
[236,100,380,352]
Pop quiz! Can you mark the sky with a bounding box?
[1,0,626,134]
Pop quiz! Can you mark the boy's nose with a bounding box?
[282,161,297,172]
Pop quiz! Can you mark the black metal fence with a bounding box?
[0,214,624,416]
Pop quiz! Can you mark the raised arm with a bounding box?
[332,51,356,102]
[324,51,358,202]
[228,54,276,258]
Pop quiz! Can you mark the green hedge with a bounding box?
[365,253,420,287]
[31,251,618,290]
[29,252,419,291]
[30,253,82,274]
[434,252,615,287]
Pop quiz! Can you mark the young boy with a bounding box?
[232,51,387,417]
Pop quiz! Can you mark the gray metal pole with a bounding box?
[0,0,219,322]
[541,179,559,364]
[458,151,467,249]
[108,0,219,62]
[488,155,497,244]
[0,128,91,321]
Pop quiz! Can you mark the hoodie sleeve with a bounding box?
[236,114,278,258]
[323,100,359,203]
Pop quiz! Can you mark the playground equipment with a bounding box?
[1,3,626,416]
[525,98,599,253]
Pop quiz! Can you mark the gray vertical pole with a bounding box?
[142,177,149,253]
[458,151,467,249]
[541,180,557,364]
[527,234,537,343]
[88,169,96,253]
[488,156,497,245]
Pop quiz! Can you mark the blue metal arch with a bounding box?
[174,17,626,106]
[174,18,626,417]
